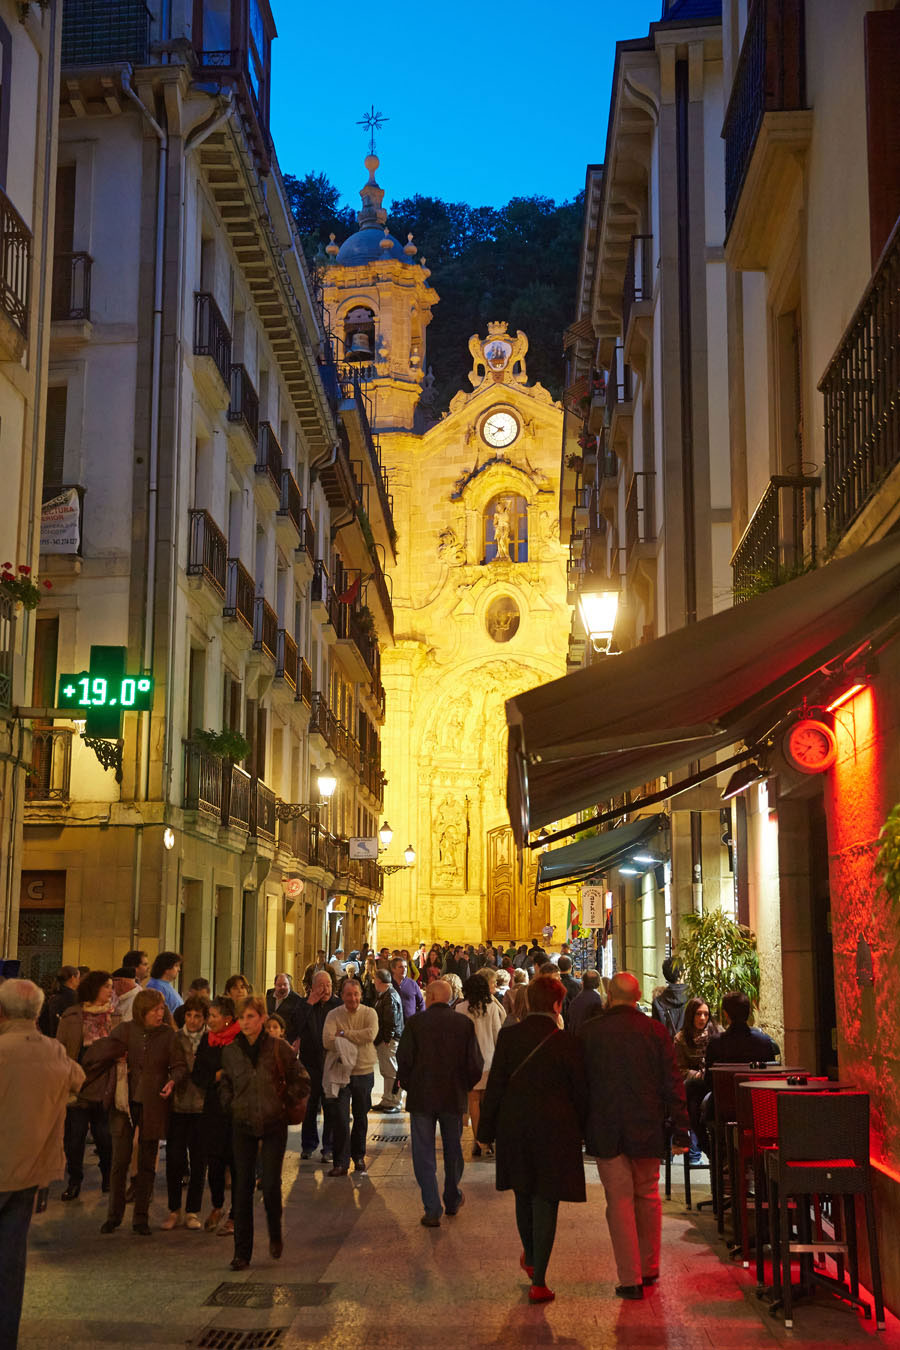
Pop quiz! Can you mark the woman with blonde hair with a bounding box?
[456,973,504,1157]
[444,973,463,1007]
[84,987,180,1235]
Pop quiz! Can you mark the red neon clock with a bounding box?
[782,718,837,775]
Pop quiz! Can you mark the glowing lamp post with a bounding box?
[577,576,620,655]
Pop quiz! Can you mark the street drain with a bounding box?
[191,1331,285,1350]
[206,1283,333,1308]
[369,1133,408,1143]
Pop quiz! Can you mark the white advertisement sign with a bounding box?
[581,885,606,929]
[350,836,378,860]
[40,488,80,554]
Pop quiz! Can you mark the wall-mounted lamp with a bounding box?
[163,827,176,851]
[577,573,620,655]
[721,761,768,801]
[376,820,416,875]
[826,682,867,713]
[275,771,339,822]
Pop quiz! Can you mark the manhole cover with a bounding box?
[369,1133,408,1143]
[206,1283,333,1308]
[191,1331,285,1349]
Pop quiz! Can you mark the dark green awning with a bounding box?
[537,814,667,890]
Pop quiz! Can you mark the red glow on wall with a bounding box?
[826,682,867,712]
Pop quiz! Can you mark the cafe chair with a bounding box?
[766,1091,885,1331]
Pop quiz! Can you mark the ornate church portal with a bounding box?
[322,155,571,946]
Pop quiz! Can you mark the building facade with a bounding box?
[17,0,392,990]
[323,164,573,946]
[0,0,60,964]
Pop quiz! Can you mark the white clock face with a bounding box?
[481,410,519,449]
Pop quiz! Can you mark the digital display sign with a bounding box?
[57,673,154,711]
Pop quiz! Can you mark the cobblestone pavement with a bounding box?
[18,1115,900,1350]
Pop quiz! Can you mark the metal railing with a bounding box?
[341,366,395,533]
[311,826,339,875]
[277,810,310,863]
[253,597,278,660]
[276,629,298,690]
[51,252,92,322]
[312,560,338,629]
[184,743,224,819]
[723,0,807,233]
[194,291,231,390]
[251,779,276,842]
[820,221,900,541]
[298,508,316,563]
[187,509,227,595]
[0,591,13,708]
[226,765,252,830]
[62,0,152,66]
[335,603,378,680]
[197,49,237,68]
[298,657,313,706]
[228,364,259,443]
[309,691,338,751]
[223,558,254,630]
[606,346,632,418]
[622,234,653,339]
[625,471,656,565]
[0,187,31,337]
[731,474,819,603]
[26,727,73,802]
[256,422,282,496]
[279,470,302,534]
[366,553,394,638]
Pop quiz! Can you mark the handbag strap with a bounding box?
[509,1027,559,1081]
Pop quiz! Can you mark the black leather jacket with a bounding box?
[375,985,404,1045]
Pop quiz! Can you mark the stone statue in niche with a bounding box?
[443,699,469,745]
[492,498,513,561]
[434,797,465,886]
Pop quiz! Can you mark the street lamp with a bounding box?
[376,824,416,876]
[577,573,620,655]
[317,773,337,801]
[378,820,394,849]
[275,770,339,821]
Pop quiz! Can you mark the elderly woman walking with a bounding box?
[478,974,588,1304]
[219,995,309,1270]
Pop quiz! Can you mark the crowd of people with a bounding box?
[0,937,778,1343]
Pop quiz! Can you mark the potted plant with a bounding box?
[876,802,900,905]
[192,727,251,762]
[674,908,760,1021]
[1,561,51,610]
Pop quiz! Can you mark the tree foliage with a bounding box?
[285,171,582,415]
[674,909,761,1021]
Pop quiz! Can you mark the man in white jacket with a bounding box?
[0,979,85,1346]
[322,979,377,1177]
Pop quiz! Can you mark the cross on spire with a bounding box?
[357,104,388,157]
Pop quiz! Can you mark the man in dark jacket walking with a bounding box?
[295,972,340,1160]
[396,979,483,1227]
[581,972,689,1301]
[373,967,404,1112]
[567,969,605,1035]
[265,973,304,1044]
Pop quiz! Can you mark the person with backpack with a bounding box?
[650,958,690,1038]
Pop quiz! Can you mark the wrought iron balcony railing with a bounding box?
[622,234,653,340]
[228,364,259,443]
[62,0,152,67]
[253,597,278,661]
[0,187,31,337]
[251,779,276,842]
[194,291,231,390]
[723,0,806,233]
[309,691,338,751]
[255,422,283,496]
[275,629,298,690]
[298,657,313,707]
[820,222,900,541]
[187,509,227,595]
[0,590,13,708]
[298,508,316,563]
[277,809,310,863]
[606,345,632,418]
[625,471,656,566]
[731,474,819,603]
[51,252,92,322]
[223,558,254,630]
[27,727,73,802]
[278,470,302,534]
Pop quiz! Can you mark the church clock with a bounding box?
[480,409,519,448]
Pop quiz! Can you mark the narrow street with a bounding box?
[19,1116,900,1350]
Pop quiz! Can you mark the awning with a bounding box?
[537,813,667,890]
[507,533,900,848]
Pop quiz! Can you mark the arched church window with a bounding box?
[344,306,375,363]
[483,494,528,563]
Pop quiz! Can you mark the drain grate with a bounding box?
[206,1283,333,1309]
[369,1133,408,1143]
[191,1331,285,1350]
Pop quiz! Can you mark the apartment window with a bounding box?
[187,646,206,739]
[32,617,59,708]
[223,671,242,734]
[43,386,68,490]
[774,309,804,471]
[199,0,231,55]
[247,0,270,115]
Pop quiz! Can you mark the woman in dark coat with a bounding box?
[191,995,239,1233]
[219,995,310,1270]
[83,987,182,1235]
[478,974,587,1305]
[56,969,115,1200]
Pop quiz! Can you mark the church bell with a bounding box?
[349,330,373,357]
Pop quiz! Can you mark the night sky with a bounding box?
[269,0,662,211]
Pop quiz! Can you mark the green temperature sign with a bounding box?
[57,646,153,738]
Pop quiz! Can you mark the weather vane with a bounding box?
[357,104,388,157]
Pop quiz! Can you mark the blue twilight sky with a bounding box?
[269,0,663,211]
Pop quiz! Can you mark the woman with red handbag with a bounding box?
[219,996,309,1270]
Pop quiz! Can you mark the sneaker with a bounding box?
[161,1211,181,1231]
[300,1151,313,1160]
[185,1213,202,1230]
[353,1158,367,1174]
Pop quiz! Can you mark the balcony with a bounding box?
[605,345,633,456]
[335,603,378,683]
[0,187,31,357]
[309,691,338,753]
[62,0,151,66]
[275,629,298,691]
[187,509,227,598]
[723,0,810,269]
[731,474,819,603]
[225,764,252,830]
[26,727,73,803]
[193,291,232,399]
[223,558,254,632]
[277,469,302,548]
[251,779,276,843]
[277,810,310,864]
[820,224,900,545]
[338,366,396,544]
[297,657,312,707]
[310,825,339,876]
[311,560,338,637]
[255,422,283,506]
[227,364,259,459]
[295,508,316,584]
[51,252,92,323]
[622,235,653,378]
[625,471,656,571]
[0,591,13,708]
[253,597,278,662]
[316,423,358,515]
[183,745,256,832]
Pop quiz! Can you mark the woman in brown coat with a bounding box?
[56,969,115,1200]
[83,987,182,1235]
